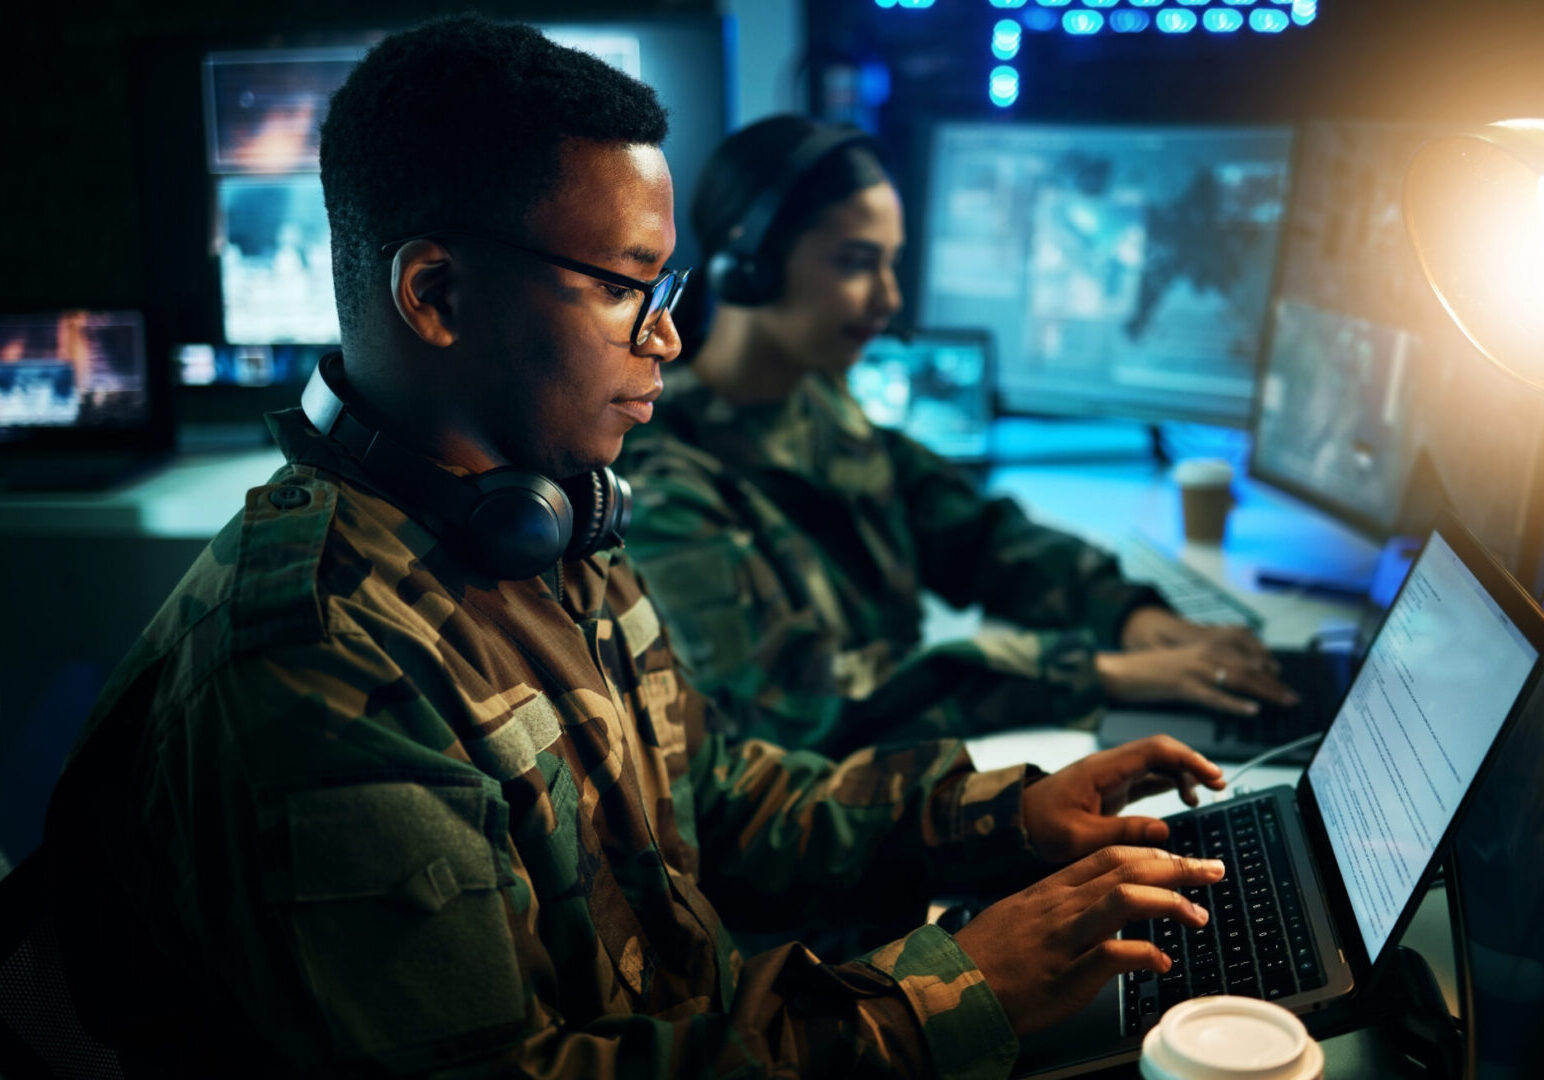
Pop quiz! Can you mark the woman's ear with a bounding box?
[390,238,457,347]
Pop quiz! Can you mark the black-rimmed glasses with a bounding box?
[380,229,691,347]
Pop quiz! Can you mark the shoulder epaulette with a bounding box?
[230,473,338,655]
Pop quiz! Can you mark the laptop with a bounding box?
[1018,514,1544,1077]
[846,328,996,464]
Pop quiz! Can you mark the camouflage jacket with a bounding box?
[616,368,1165,756]
[45,406,1040,1079]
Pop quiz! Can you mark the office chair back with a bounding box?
[0,851,124,1079]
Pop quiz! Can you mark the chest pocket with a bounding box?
[268,777,522,1064]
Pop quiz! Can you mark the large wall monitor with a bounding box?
[200,19,727,348]
[919,121,1294,428]
[1250,119,1544,572]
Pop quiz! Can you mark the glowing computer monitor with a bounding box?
[1250,119,1544,573]
[846,329,995,462]
[918,120,1294,428]
[0,311,149,435]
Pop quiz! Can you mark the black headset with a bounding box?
[300,352,631,580]
[704,125,879,307]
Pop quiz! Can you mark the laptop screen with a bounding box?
[1307,530,1539,960]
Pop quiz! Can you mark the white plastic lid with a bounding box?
[1139,996,1323,1080]
[1172,458,1235,489]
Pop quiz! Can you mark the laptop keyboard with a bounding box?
[1120,798,1328,1035]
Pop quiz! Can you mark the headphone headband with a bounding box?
[721,126,879,265]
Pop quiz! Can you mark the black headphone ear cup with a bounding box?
[559,468,632,558]
[707,249,774,307]
[465,471,573,580]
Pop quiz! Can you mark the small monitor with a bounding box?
[918,121,1294,427]
[1250,119,1543,572]
[176,343,325,389]
[847,329,995,462]
[0,311,149,436]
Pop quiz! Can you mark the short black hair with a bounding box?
[321,15,669,343]
[691,114,889,279]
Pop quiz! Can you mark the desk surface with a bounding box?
[0,448,285,538]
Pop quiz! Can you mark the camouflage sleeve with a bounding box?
[687,730,1041,928]
[625,438,1112,745]
[135,638,1019,1079]
[881,428,1167,648]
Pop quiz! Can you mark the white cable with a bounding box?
[1209,732,1323,803]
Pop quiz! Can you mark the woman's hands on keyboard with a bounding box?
[1096,631,1300,716]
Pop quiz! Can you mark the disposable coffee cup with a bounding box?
[1139,996,1323,1080]
[1173,458,1235,544]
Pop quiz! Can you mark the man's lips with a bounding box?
[611,383,662,424]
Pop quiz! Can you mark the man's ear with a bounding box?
[390,238,457,348]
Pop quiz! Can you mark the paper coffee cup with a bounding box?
[1173,458,1234,544]
[1139,996,1323,1080]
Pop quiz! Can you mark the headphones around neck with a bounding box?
[300,352,631,580]
[704,126,879,307]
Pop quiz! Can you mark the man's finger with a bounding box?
[1054,845,1187,888]
[1072,880,1210,943]
[1068,813,1170,853]
[1109,735,1226,791]
[1055,938,1175,1013]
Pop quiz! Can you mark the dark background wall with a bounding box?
[4,0,715,317]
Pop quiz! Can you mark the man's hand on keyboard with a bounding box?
[1095,632,1300,716]
[1020,734,1227,862]
[953,846,1226,1037]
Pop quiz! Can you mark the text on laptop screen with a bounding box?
[1307,531,1537,959]
[0,311,148,434]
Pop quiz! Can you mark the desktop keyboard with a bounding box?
[1118,533,1264,631]
[1119,798,1327,1036]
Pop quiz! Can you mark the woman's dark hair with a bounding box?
[320,15,669,343]
[690,113,890,301]
[669,115,890,356]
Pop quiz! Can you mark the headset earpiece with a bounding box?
[705,126,879,308]
[300,353,631,580]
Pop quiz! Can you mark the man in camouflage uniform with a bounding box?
[46,18,1227,1077]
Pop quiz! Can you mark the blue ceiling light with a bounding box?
[990,0,1029,7]
[1129,0,1165,7]
[1157,8,1198,31]
[1022,8,1060,30]
[988,65,1020,106]
[992,18,1023,58]
[1081,0,1119,7]
[1203,8,1244,30]
[1033,0,1071,6]
[1175,0,1212,6]
[1110,9,1151,31]
[1222,0,1257,4]
[1249,7,1290,30]
[1063,9,1104,33]
[1292,0,1318,24]
[897,0,936,7]
[872,0,898,8]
